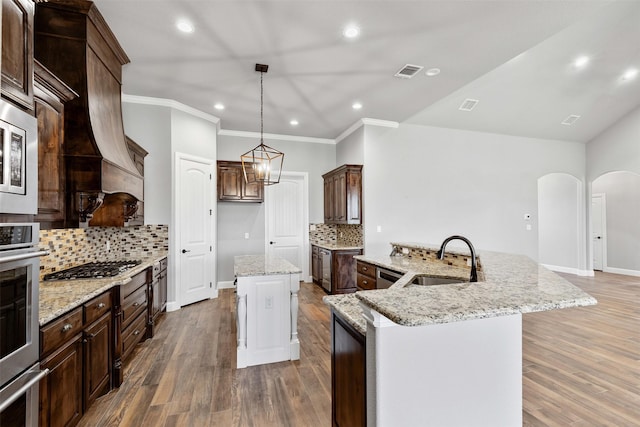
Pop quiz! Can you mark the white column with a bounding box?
[236,292,247,368]
[289,275,300,360]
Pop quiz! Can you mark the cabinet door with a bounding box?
[334,173,347,222]
[241,178,264,201]
[324,177,334,222]
[34,87,65,227]
[218,164,242,200]
[83,312,112,410]
[1,0,34,110]
[40,335,83,427]
[311,245,319,283]
[332,249,362,294]
[332,313,366,427]
[159,267,167,311]
[346,170,362,224]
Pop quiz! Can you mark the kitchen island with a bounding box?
[324,242,597,427]
[234,255,302,368]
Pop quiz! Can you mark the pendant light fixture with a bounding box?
[241,64,284,185]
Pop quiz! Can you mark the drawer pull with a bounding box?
[61,323,73,332]
[97,303,106,309]
[363,280,368,285]
[362,267,367,271]
[133,330,140,336]
[133,302,140,307]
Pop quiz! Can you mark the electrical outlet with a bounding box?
[526,224,532,231]
[402,248,409,254]
[106,240,110,251]
[310,224,316,231]
[244,232,249,239]
[377,225,382,233]
[265,296,273,309]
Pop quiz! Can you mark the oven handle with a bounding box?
[0,250,49,263]
[0,368,49,412]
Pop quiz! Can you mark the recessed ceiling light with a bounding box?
[352,102,363,110]
[574,56,590,68]
[214,103,225,110]
[621,68,638,81]
[176,19,194,34]
[343,24,360,39]
[426,68,441,77]
[290,119,299,126]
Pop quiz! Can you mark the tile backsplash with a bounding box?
[309,223,363,246]
[39,225,168,276]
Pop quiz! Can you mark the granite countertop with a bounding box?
[234,255,302,277]
[39,252,168,326]
[311,242,364,251]
[324,247,596,333]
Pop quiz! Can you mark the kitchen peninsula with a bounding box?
[234,255,302,368]
[324,242,597,427]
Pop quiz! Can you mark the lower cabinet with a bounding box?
[311,246,363,294]
[148,256,168,338]
[332,312,366,427]
[83,312,112,409]
[40,333,83,427]
[311,245,320,284]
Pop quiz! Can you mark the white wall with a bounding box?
[337,126,365,165]
[121,103,172,225]
[592,172,640,273]
[216,133,335,282]
[361,123,586,261]
[538,174,583,273]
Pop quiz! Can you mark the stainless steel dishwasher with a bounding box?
[376,267,403,289]
[320,249,332,293]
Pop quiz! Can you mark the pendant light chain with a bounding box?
[260,70,264,143]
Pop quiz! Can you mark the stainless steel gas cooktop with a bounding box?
[43,260,142,281]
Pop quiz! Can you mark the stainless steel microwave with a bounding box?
[0,100,38,215]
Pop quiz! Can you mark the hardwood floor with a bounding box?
[79,273,640,426]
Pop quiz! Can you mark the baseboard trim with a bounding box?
[218,280,235,289]
[603,267,640,277]
[166,301,181,312]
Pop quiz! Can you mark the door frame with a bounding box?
[264,171,310,282]
[591,192,607,272]
[168,151,216,312]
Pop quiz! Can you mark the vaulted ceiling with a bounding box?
[95,0,640,143]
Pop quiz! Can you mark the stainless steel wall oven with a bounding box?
[0,223,49,426]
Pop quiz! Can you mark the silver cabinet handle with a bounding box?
[97,303,106,309]
[133,330,140,336]
[133,302,140,307]
[61,323,73,332]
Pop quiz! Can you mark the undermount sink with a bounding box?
[411,276,466,286]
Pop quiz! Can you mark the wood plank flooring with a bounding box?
[79,273,640,426]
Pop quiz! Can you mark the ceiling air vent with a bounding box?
[459,98,479,111]
[394,64,424,79]
[561,115,581,125]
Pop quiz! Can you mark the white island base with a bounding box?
[363,305,522,427]
[235,255,301,369]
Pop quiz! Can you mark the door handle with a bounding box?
[596,236,601,239]
[270,241,276,245]
[182,249,191,253]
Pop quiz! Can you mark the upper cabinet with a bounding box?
[1,0,35,110]
[323,164,362,224]
[217,161,263,203]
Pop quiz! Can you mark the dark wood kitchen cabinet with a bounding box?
[311,244,320,284]
[217,160,263,202]
[39,291,113,427]
[124,136,148,226]
[1,0,35,110]
[148,256,167,337]
[323,165,362,224]
[332,312,366,427]
[332,249,362,294]
[356,260,376,291]
[39,308,83,427]
[33,60,77,229]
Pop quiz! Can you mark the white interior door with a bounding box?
[177,153,215,306]
[265,172,309,279]
[592,193,605,271]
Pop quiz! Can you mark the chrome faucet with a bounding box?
[437,235,478,282]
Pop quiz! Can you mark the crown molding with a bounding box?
[122,94,221,125]
[335,118,399,144]
[218,129,335,145]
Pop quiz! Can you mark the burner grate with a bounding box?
[44,260,142,281]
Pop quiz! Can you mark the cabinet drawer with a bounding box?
[356,261,376,279]
[41,307,83,357]
[84,291,112,325]
[160,257,167,271]
[357,273,375,291]
[122,311,147,361]
[121,269,148,299]
[122,285,147,330]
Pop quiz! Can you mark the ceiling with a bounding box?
[93,0,640,143]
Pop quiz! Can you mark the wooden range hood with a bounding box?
[35,0,143,227]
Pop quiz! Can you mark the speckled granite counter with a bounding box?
[311,242,364,251]
[324,247,596,332]
[234,255,302,277]
[39,253,167,325]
